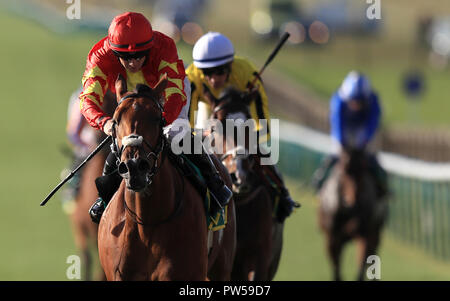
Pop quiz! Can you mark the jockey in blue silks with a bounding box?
[312,71,388,198]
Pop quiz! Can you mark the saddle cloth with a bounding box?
[168,151,228,232]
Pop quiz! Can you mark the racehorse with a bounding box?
[68,91,116,281]
[97,75,236,280]
[318,148,388,281]
[203,87,283,281]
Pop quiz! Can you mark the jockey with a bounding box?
[67,87,97,157]
[186,32,300,223]
[312,71,388,198]
[79,12,232,223]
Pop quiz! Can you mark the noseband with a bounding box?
[111,92,167,186]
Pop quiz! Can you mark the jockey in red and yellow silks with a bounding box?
[82,12,232,224]
[79,20,187,130]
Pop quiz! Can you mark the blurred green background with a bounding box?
[2,0,450,280]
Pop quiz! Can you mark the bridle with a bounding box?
[109,91,183,226]
[212,97,234,116]
[203,84,251,120]
[111,92,167,186]
[221,145,258,197]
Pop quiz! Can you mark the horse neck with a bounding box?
[339,158,373,209]
[124,151,179,229]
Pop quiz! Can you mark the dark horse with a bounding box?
[97,75,236,280]
[203,87,283,280]
[68,90,116,281]
[318,148,388,281]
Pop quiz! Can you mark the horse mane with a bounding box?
[219,87,243,101]
[135,84,153,96]
[216,87,251,117]
[113,84,158,123]
[344,149,368,175]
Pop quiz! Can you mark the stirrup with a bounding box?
[210,184,233,208]
[89,197,106,224]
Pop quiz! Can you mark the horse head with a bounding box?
[221,145,258,198]
[112,74,168,192]
[340,147,369,176]
[204,87,259,199]
[203,86,253,128]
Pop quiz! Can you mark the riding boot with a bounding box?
[184,152,233,217]
[262,164,301,223]
[369,155,389,199]
[89,151,122,223]
[311,155,339,192]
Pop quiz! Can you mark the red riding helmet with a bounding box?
[108,12,153,52]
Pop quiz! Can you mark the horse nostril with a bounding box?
[138,159,150,172]
[118,162,128,175]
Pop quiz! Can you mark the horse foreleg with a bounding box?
[82,248,92,281]
[327,234,343,281]
[268,222,284,280]
[253,247,272,281]
[71,215,92,281]
[230,256,256,281]
[357,233,381,281]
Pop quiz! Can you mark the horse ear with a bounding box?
[153,73,168,97]
[115,74,127,101]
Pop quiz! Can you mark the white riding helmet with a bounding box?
[193,32,235,69]
[338,71,371,102]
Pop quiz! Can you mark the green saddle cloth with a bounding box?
[177,154,228,232]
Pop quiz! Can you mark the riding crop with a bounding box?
[40,135,112,206]
[249,32,291,89]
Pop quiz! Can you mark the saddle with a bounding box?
[167,150,208,195]
[167,150,228,231]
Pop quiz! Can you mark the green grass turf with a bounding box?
[0,11,102,280]
[1,8,450,280]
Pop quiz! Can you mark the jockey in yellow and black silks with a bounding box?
[186,55,271,143]
[186,32,300,223]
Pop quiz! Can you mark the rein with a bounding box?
[212,98,234,115]
[111,91,166,176]
[111,91,183,227]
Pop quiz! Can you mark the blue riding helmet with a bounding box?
[338,71,371,102]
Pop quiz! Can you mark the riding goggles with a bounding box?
[112,50,148,61]
[201,64,231,77]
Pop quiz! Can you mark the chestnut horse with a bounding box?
[68,91,116,281]
[98,76,236,280]
[203,87,283,280]
[318,148,388,280]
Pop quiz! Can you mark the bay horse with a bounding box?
[97,75,236,280]
[203,87,283,280]
[68,90,116,281]
[318,148,388,281]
